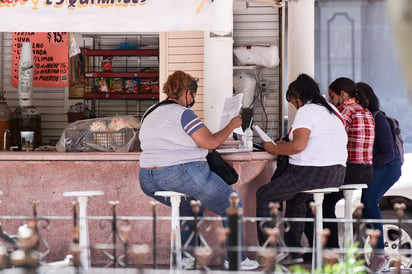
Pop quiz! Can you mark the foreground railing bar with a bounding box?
[92,243,412,255]
[0,215,410,224]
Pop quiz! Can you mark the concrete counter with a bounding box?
[0,151,276,266]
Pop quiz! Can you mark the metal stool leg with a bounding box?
[170,194,182,269]
[313,192,325,270]
[339,184,368,253]
[63,190,104,271]
[155,191,186,270]
[304,187,339,272]
[343,189,355,248]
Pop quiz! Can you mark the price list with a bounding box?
[12,32,69,87]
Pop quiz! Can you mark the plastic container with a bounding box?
[0,93,11,150]
[11,106,41,151]
[242,128,254,151]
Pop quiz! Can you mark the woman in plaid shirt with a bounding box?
[321,77,375,249]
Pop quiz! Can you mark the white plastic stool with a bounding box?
[304,187,339,270]
[155,191,186,270]
[63,190,104,271]
[339,184,368,249]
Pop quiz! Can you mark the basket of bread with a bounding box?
[56,116,141,152]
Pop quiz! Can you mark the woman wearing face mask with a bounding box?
[256,74,347,264]
[319,77,375,249]
[139,70,259,270]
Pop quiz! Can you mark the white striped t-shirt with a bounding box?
[139,103,208,168]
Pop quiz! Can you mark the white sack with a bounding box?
[233,72,256,108]
[234,45,280,68]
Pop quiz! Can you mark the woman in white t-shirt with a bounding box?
[256,74,348,263]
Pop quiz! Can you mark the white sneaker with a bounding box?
[224,257,260,270]
[181,256,195,269]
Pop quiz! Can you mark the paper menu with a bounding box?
[253,125,275,144]
[219,93,244,135]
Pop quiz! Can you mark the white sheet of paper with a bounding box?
[219,93,244,135]
[253,125,275,144]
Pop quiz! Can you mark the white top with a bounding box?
[289,103,348,167]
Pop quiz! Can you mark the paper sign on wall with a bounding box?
[0,1,233,34]
[12,32,69,87]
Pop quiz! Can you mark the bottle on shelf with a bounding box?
[0,91,11,151]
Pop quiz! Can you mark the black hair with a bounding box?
[286,74,335,114]
[329,77,368,108]
[187,77,198,94]
[355,82,380,113]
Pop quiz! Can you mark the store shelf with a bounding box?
[86,49,159,56]
[85,93,159,100]
[85,72,159,78]
[82,34,160,118]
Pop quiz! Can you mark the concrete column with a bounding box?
[203,32,234,133]
[287,0,315,125]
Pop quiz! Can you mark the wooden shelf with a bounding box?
[85,72,159,78]
[85,93,159,100]
[82,35,160,118]
[86,49,159,56]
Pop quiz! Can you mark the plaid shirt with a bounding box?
[338,98,375,164]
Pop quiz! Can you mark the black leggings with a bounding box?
[256,164,346,247]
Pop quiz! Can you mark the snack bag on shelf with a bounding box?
[101,57,113,72]
[123,78,140,94]
[151,78,159,93]
[109,78,124,93]
[96,78,109,93]
[140,79,152,93]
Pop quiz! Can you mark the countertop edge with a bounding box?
[0,152,141,161]
[0,151,277,162]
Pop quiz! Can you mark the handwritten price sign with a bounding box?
[47,32,66,44]
[12,32,69,87]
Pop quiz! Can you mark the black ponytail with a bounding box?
[329,77,368,107]
[287,74,335,114]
